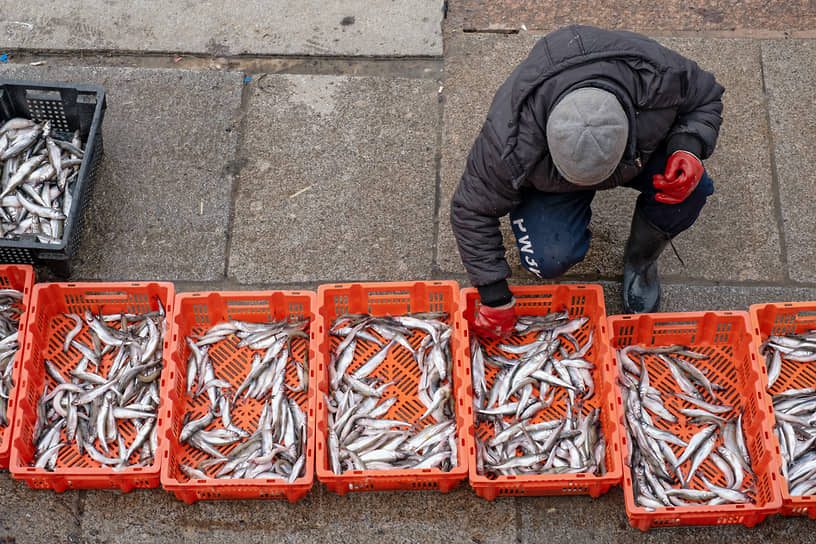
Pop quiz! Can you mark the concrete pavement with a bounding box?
[1,1,816,542]
[0,1,444,57]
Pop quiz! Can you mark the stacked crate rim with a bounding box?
[609,311,782,530]
[0,79,106,278]
[160,290,318,503]
[8,281,175,492]
[314,281,468,494]
[749,301,816,517]
[0,265,35,467]
[460,284,623,500]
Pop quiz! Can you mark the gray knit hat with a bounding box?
[546,87,628,186]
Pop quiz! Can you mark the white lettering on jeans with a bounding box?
[514,219,541,277]
[524,255,542,277]
[517,234,534,254]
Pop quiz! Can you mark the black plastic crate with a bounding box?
[0,79,106,277]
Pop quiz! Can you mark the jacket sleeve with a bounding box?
[450,122,522,299]
[663,51,725,160]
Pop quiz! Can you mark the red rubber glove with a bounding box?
[472,299,516,339]
[652,151,704,204]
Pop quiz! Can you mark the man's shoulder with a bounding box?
[532,25,670,66]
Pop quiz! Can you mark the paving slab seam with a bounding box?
[461,28,523,35]
[437,268,816,288]
[655,276,816,289]
[1,50,446,63]
[454,29,816,40]
[631,277,816,290]
[2,52,444,79]
[431,79,446,275]
[221,73,252,283]
[64,273,816,295]
[513,497,523,543]
[73,490,86,544]
[758,42,791,283]
[164,273,816,293]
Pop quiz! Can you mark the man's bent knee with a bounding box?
[520,251,583,279]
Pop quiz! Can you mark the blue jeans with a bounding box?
[509,148,714,278]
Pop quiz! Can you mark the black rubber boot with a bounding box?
[622,206,673,314]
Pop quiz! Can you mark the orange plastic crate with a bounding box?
[8,282,175,491]
[609,311,782,530]
[749,301,816,517]
[314,281,468,494]
[160,290,317,503]
[0,265,35,468]
[460,284,623,500]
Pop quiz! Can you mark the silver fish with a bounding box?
[327,312,457,474]
[0,120,85,243]
[618,344,757,508]
[178,317,310,481]
[30,302,167,471]
[472,313,605,478]
[0,289,23,427]
[762,330,816,497]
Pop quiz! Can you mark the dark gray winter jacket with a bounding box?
[450,25,724,306]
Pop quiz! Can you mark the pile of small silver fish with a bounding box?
[471,311,606,477]
[0,288,24,428]
[32,303,166,471]
[760,331,816,496]
[0,117,84,244]
[325,312,457,474]
[178,318,310,483]
[761,331,816,390]
[618,344,757,510]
